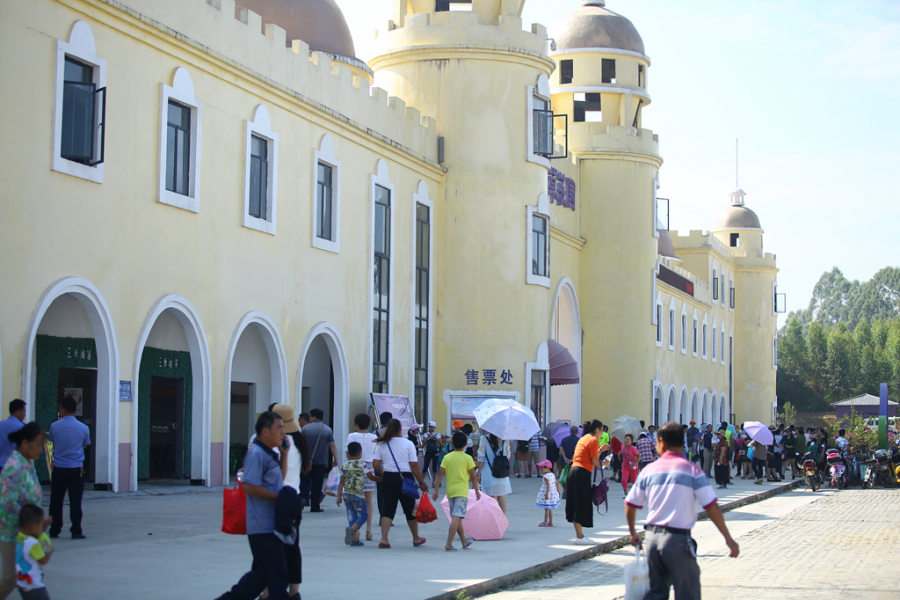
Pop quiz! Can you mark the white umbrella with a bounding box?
[473,398,541,441]
[610,415,643,442]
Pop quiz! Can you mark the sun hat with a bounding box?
[452,419,464,429]
[410,423,420,431]
[536,460,552,468]
[271,403,300,434]
[690,419,696,424]
[428,421,437,427]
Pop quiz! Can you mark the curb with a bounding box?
[426,480,802,600]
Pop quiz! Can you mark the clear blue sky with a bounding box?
[336,0,900,321]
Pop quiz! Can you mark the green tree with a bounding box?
[825,327,855,402]
[806,322,829,402]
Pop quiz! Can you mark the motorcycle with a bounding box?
[802,452,820,492]
[863,450,894,489]
[890,444,900,486]
[863,456,878,489]
[826,448,847,490]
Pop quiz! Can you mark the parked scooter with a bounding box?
[826,448,848,490]
[864,450,894,489]
[863,456,878,489]
[802,452,821,492]
[890,443,900,486]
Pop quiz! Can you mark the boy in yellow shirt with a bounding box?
[433,431,481,552]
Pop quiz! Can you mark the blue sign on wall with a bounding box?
[119,380,132,402]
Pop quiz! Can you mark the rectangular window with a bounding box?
[532,96,553,157]
[316,162,333,240]
[372,185,391,393]
[573,92,602,123]
[669,310,675,348]
[721,331,726,364]
[414,203,430,424]
[166,100,191,196]
[561,60,574,85]
[721,275,726,305]
[248,134,268,220]
[713,271,719,300]
[693,320,698,354]
[730,286,735,309]
[532,215,548,277]
[61,57,105,166]
[730,233,740,247]
[703,324,708,357]
[712,329,717,361]
[602,58,616,84]
[531,371,547,428]
[656,304,662,343]
[638,64,645,88]
[682,315,687,350]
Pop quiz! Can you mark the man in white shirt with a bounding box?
[835,429,849,452]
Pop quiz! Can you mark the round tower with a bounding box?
[369,0,557,427]
[548,0,662,422]
[712,190,778,423]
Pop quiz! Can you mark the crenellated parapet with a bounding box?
[568,124,660,164]
[106,0,438,163]
[671,230,777,270]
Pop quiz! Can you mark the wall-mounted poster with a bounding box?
[63,388,84,417]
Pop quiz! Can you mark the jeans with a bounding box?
[422,451,439,478]
[306,464,330,511]
[216,533,288,600]
[752,458,766,479]
[284,534,301,585]
[343,494,367,529]
[644,530,701,600]
[49,467,84,536]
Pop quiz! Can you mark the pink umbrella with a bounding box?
[439,490,510,540]
[743,421,774,445]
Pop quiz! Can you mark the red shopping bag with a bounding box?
[222,481,247,535]
[416,493,438,524]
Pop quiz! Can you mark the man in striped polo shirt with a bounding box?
[625,422,739,599]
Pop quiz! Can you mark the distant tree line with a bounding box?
[777,267,900,410]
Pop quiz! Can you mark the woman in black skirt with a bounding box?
[565,420,610,545]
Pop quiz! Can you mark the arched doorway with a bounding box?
[550,278,581,425]
[701,391,710,424]
[22,278,119,490]
[224,312,288,484]
[679,388,688,425]
[666,387,677,423]
[297,323,350,456]
[652,384,664,427]
[691,389,701,424]
[720,394,728,423]
[132,296,211,489]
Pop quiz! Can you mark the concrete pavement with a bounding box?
[43,472,796,599]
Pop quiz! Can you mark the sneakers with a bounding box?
[574,537,595,546]
[717,485,727,489]
[754,478,763,485]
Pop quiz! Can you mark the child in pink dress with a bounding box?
[619,434,640,497]
[535,460,562,526]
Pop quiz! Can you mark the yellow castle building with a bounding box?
[0,0,779,492]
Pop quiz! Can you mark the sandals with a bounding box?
[539,522,548,527]
[350,540,364,547]
[344,527,353,546]
[413,537,427,547]
[378,542,391,549]
[445,546,458,552]
[463,539,474,549]
[366,532,373,541]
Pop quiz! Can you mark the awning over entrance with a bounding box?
[548,339,579,386]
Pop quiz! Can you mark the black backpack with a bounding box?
[426,435,438,453]
[517,440,530,453]
[487,445,510,479]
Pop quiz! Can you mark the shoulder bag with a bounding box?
[591,466,610,515]
[486,443,511,479]
[386,440,420,499]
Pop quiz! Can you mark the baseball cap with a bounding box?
[536,460,552,468]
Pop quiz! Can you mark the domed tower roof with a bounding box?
[713,189,763,231]
[548,1,645,55]
[235,0,355,58]
[657,229,676,258]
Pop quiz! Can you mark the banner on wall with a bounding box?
[451,395,518,421]
[370,394,416,436]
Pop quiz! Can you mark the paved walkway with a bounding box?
[486,488,900,600]
[44,470,792,600]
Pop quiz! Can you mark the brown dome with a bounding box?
[549,1,645,55]
[657,229,676,258]
[713,206,762,231]
[235,0,356,58]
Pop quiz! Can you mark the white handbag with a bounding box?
[623,547,650,600]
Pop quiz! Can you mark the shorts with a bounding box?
[18,587,51,600]
[448,496,468,519]
[381,472,417,522]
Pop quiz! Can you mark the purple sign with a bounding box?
[371,393,416,436]
[548,168,576,210]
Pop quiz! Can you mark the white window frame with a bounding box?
[526,75,552,168]
[721,328,726,365]
[158,68,202,213]
[712,266,718,301]
[655,293,663,348]
[652,175,660,238]
[729,276,735,312]
[702,314,708,360]
[668,298,676,351]
[526,193,551,287]
[242,105,279,235]
[312,134,341,253]
[681,304,688,354]
[52,21,106,184]
[712,319,717,362]
[772,280,778,316]
[773,334,778,370]
[692,310,699,357]
[409,180,434,421]
[720,268,727,307]
[368,159,396,393]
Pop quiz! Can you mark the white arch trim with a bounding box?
[651,380,664,426]
[690,388,701,423]
[22,278,119,491]
[132,295,212,491]
[665,384,678,423]
[679,386,689,424]
[549,277,582,427]
[296,322,351,461]
[223,312,289,485]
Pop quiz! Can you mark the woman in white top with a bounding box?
[372,419,429,549]
[477,433,512,513]
[346,413,378,540]
[271,404,310,599]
